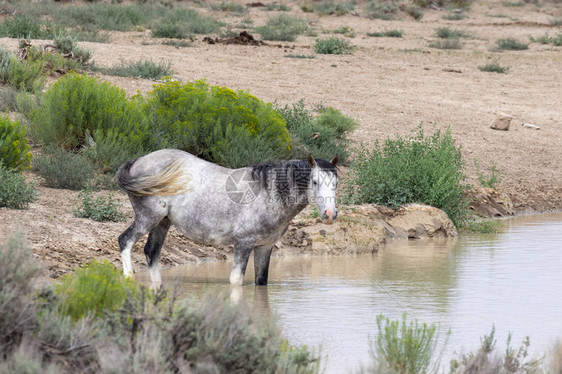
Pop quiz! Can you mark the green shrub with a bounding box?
[435,27,469,39]
[34,310,99,371]
[0,232,38,354]
[30,73,149,172]
[33,147,95,190]
[450,326,543,373]
[162,39,192,48]
[314,37,353,54]
[366,313,445,374]
[493,38,529,51]
[428,38,462,49]
[365,0,399,20]
[0,47,45,93]
[0,346,59,374]
[73,189,125,222]
[367,29,404,37]
[171,296,319,373]
[58,3,150,32]
[0,165,36,209]
[550,18,562,26]
[151,8,224,38]
[406,5,424,20]
[210,1,247,13]
[55,259,137,320]
[0,115,32,172]
[144,79,291,168]
[502,0,525,6]
[255,14,309,42]
[0,86,19,112]
[14,90,39,117]
[262,3,291,11]
[478,60,509,73]
[345,125,469,227]
[276,100,357,162]
[475,160,502,188]
[0,14,62,39]
[332,26,355,37]
[284,54,316,59]
[92,59,172,79]
[442,13,467,20]
[53,35,93,65]
[311,0,354,15]
[23,45,80,74]
[463,219,504,234]
[530,32,562,46]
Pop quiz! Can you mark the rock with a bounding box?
[490,112,512,131]
[467,186,514,217]
[522,123,541,130]
[279,204,457,256]
[384,204,458,239]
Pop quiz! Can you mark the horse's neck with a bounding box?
[267,185,310,222]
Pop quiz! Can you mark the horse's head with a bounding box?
[308,154,338,224]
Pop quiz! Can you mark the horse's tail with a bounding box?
[116,159,192,197]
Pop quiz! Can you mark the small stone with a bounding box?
[490,112,512,131]
[522,123,541,130]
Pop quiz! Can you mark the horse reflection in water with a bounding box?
[116,149,339,286]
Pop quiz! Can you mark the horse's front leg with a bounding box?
[254,245,273,285]
[230,242,254,286]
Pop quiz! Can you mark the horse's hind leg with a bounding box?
[143,218,171,284]
[118,213,165,277]
[254,245,273,286]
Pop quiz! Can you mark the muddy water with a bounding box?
[139,213,562,373]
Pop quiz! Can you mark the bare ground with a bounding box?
[0,0,561,277]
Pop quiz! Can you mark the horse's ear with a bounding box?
[330,154,338,166]
[307,153,316,168]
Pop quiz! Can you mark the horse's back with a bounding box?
[130,149,227,177]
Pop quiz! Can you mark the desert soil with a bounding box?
[0,0,561,278]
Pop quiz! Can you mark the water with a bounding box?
[138,212,562,373]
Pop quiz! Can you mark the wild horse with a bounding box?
[116,149,338,286]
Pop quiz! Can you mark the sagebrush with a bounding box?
[364,313,445,374]
[345,124,469,227]
[255,14,309,42]
[73,189,125,222]
[33,147,95,190]
[314,37,353,54]
[0,164,36,209]
[277,100,357,162]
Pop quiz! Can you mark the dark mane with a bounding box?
[250,159,337,203]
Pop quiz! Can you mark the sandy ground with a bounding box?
[0,0,561,276]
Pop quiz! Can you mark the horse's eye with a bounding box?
[312,180,318,185]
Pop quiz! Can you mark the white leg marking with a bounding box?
[149,261,162,284]
[121,244,133,277]
[229,268,244,286]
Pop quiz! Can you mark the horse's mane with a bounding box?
[250,159,337,198]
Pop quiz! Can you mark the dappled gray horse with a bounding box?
[116,149,338,286]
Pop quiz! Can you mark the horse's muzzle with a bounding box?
[322,209,338,224]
